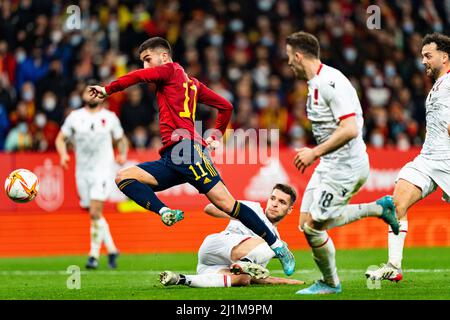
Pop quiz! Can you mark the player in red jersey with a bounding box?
[87,37,295,276]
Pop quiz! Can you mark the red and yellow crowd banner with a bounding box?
[0,147,448,256]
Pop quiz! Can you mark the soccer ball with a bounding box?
[4,169,40,203]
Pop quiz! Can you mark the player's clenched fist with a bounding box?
[60,153,70,170]
[294,147,318,173]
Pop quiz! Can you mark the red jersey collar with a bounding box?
[316,63,323,75]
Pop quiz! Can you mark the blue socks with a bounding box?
[230,201,277,246]
[117,179,165,214]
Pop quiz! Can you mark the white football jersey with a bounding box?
[306,64,367,166]
[61,107,124,173]
[223,201,280,239]
[421,72,450,160]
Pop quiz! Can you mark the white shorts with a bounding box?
[300,160,370,222]
[196,232,253,275]
[75,172,113,208]
[396,154,450,202]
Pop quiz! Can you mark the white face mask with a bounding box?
[16,51,26,63]
[204,17,217,31]
[397,137,410,151]
[69,95,82,109]
[227,67,242,81]
[370,133,384,148]
[23,90,34,102]
[51,31,63,43]
[210,34,223,46]
[35,113,47,128]
[256,94,269,109]
[99,66,111,79]
[229,19,244,32]
[43,98,57,111]
[344,47,357,62]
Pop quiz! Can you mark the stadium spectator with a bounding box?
[1,0,448,152]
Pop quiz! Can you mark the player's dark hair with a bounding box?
[138,37,172,56]
[286,31,320,58]
[273,184,297,206]
[422,33,450,56]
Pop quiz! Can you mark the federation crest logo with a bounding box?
[34,159,64,212]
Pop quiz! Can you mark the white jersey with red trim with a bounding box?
[421,71,450,160]
[307,63,367,165]
[223,201,280,239]
[61,107,124,174]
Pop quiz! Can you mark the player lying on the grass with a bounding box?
[160,184,305,287]
[285,31,400,295]
[55,86,128,269]
[366,33,450,283]
[87,37,295,276]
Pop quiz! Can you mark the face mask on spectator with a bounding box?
[51,31,63,43]
[373,76,384,87]
[229,19,244,32]
[343,47,357,62]
[256,94,269,109]
[90,20,100,32]
[43,97,57,112]
[69,95,82,109]
[433,22,443,33]
[133,134,147,148]
[365,65,376,77]
[210,34,223,46]
[227,67,242,81]
[99,66,111,79]
[70,34,82,46]
[403,22,414,33]
[204,17,216,31]
[17,122,28,133]
[16,51,26,64]
[260,36,274,47]
[23,90,34,102]
[258,0,273,11]
[370,133,384,148]
[415,58,425,71]
[397,136,410,151]
[384,65,396,78]
[35,113,47,128]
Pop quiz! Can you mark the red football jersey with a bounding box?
[105,62,233,153]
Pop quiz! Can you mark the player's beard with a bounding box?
[87,102,99,109]
[291,64,306,80]
[426,65,440,81]
[265,209,286,224]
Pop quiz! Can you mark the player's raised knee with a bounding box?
[115,168,128,185]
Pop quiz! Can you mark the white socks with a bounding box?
[388,219,408,269]
[326,202,383,229]
[240,243,275,265]
[270,239,284,250]
[303,224,340,287]
[184,274,232,288]
[97,217,118,254]
[89,217,118,259]
[89,219,102,259]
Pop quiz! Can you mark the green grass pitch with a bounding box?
[1,247,449,300]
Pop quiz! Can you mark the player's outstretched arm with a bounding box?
[204,203,237,219]
[197,82,233,139]
[96,67,168,97]
[251,277,305,285]
[447,123,450,136]
[114,136,129,165]
[55,131,70,170]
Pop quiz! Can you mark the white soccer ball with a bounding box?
[4,169,40,203]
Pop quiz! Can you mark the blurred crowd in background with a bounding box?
[1,0,449,152]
